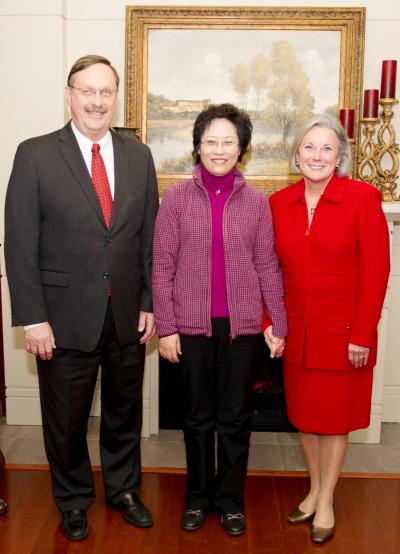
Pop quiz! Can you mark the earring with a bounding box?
[336,163,340,170]
[295,161,300,167]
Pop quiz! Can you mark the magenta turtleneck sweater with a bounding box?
[201,165,235,318]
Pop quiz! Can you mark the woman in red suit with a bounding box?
[268,114,390,543]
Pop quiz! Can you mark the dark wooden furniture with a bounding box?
[0,248,6,413]
[0,449,8,514]
[0,254,7,515]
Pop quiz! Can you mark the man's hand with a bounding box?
[138,311,156,344]
[264,325,285,358]
[24,323,56,360]
[158,334,181,363]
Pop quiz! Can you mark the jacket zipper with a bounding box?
[202,187,213,338]
[222,187,239,343]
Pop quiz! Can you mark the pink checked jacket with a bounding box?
[152,165,287,340]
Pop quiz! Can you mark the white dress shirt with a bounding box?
[71,121,115,199]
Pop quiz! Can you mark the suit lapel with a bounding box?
[110,130,128,230]
[57,123,106,226]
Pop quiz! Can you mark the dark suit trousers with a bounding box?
[180,318,260,513]
[37,301,145,511]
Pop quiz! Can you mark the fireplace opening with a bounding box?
[159,335,296,432]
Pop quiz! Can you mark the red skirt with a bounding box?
[283,362,373,434]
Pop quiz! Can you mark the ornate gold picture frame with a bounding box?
[125,6,365,195]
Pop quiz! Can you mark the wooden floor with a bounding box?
[1,468,400,553]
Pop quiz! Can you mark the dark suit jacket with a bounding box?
[5,122,159,352]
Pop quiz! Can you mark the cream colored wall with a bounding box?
[383,223,400,421]
[1,0,400,431]
[0,1,67,422]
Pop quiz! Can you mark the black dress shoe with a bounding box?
[116,492,153,528]
[0,498,8,515]
[182,508,205,531]
[60,509,89,541]
[221,512,246,536]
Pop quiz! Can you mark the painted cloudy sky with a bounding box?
[147,29,341,113]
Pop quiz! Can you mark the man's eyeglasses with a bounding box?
[201,139,239,150]
[69,86,117,99]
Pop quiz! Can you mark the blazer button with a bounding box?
[103,272,109,279]
[106,236,112,243]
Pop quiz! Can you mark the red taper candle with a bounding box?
[363,89,379,118]
[339,108,355,139]
[380,60,397,99]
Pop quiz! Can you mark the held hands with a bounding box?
[138,311,156,344]
[158,333,181,363]
[264,325,285,358]
[348,343,370,368]
[24,323,56,360]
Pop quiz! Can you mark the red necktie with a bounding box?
[91,143,113,228]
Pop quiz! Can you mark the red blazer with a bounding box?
[268,175,390,371]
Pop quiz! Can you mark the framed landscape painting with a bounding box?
[125,6,365,195]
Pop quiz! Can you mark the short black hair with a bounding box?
[192,103,253,163]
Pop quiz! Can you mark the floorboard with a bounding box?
[1,469,399,553]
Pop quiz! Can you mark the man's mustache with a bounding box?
[85,107,107,114]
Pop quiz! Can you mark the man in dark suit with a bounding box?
[4,55,159,541]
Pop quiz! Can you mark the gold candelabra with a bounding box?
[357,118,380,184]
[357,99,399,201]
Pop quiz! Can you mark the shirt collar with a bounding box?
[70,121,111,151]
[201,165,235,192]
[193,164,246,193]
[287,173,345,205]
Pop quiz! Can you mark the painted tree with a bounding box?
[230,63,251,107]
[324,103,339,117]
[264,41,314,153]
[250,54,270,110]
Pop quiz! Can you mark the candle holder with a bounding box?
[357,118,380,184]
[347,138,356,178]
[375,98,399,201]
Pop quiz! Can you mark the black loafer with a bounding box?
[60,509,89,541]
[0,498,8,515]
[182,508,205,531]
[221,512,246,536]
[116,492,153,528]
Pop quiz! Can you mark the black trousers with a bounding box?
[37,301,145,511]
[180,318,260,513]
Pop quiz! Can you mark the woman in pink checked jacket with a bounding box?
[152,103,287,537]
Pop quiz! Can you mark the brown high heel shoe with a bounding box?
[287,506,315,524]
[311,505,335,543]
[311,523,335,543]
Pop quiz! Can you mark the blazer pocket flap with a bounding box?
[40,270,69,287]
[328,320,352,335]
